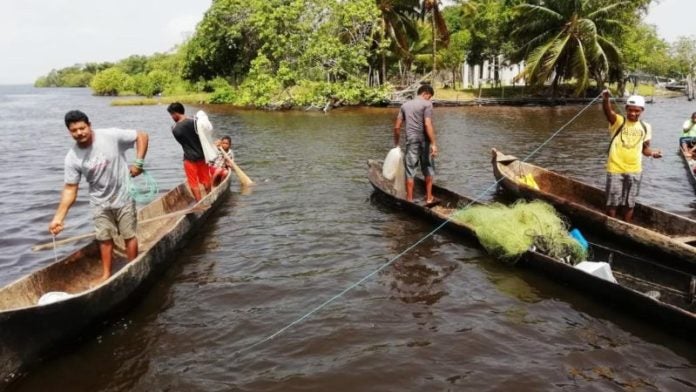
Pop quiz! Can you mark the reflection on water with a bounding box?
[2,86,695,391]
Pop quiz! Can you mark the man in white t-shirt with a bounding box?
[49,110,149,283]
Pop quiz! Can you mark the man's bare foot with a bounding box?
[424,197,441,208]
[91,274,110,288]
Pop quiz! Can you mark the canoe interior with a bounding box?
[0,183,197,311]
[368,159,696,317]
[367,159,480,229]
[494,150,696,238]
[680,149,696,192]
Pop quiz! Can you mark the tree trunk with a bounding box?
[551,74,560,98]
[431,11,436,83]
[381,53,386,87]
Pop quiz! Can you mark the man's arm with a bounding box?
[642,140,662,158]
[129,131,149,177]
[602,90,617,125]
[393,116,402,147]
[49,183,79,235]
[424,118,438,156]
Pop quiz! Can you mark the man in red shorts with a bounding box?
[167,102,211,201]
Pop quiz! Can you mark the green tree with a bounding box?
[621,23,670,76]
[671,36,696,77]
[375,0,420,83]
[421,0,450,77]
[117,55,149,75]
[511,0,626,95]
[182,0,260,82]
[439,30,471,88]
[131,74,156,97]
[301,0,380,82]
[91,68,130,96]
[455,0,518,75]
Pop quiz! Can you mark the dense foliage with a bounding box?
[35,0,696,103]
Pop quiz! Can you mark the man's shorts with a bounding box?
[680,136,696,147]
[184,159,212,191]
[404,141,435,178]
[605,173,641,208]
[93,200,137,241]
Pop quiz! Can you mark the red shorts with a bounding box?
[183,160,211,191]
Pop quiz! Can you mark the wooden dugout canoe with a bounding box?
[368,159,696,335]
[491,148,696,274]
[680,148,696,192]
[0,173,231,384]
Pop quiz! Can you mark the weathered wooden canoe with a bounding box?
[0,173,231,383]
[680,149,696,192]
[491,148,696,274]
[368,159,696,335]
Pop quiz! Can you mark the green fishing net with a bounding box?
[452,200,587,264]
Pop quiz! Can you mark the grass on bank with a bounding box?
[108,82,682,107]
[431,82,680,101]
[111,93,211,106]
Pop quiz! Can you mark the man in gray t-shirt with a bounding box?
[49,110,149,283]
[392,84,439,205]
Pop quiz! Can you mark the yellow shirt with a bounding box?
[606,114,652,174]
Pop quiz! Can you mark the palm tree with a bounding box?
[512,0,626,96]
[376,0,421,84]
[421,0,450,79]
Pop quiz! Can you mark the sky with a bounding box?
[0,0,693,85]
[0,0,211,85]
[644,0,696,43]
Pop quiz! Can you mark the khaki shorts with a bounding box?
[605,173,641,208]
[93,201,137,241]
[404,141,435,178]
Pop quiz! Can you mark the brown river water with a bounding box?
[1,86,695,391]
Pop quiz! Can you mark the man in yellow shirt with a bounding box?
[601,90,662,222]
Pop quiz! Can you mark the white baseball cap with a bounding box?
[626,95,645,108]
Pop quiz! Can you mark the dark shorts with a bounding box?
[404,141,434,178]
[605,173,641,208]
[93,200,137,241]
[680,136,696,147]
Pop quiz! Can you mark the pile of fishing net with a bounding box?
[453,200,587,264]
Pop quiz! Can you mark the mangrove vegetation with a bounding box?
[34,0,696,108]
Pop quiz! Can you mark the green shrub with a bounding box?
[210,86,236,103]
[91,68,130,96]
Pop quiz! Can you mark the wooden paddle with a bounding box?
[219,147,254,187]
[32,206,208,252]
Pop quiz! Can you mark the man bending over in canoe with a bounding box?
[167,102,211,201]
[393,84,439,205]
[601,90,662,223]
[49,110,149,283]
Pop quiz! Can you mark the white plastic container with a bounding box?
[574,261,618,283]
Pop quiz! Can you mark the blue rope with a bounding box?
[234,94,603,358]
[127,170,158,204]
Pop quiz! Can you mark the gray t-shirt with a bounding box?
[64,128,137,209]
[397,97,433,143]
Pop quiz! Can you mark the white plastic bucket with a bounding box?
[37,291,75,306]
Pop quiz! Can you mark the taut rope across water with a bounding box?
[233,94,604,358]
